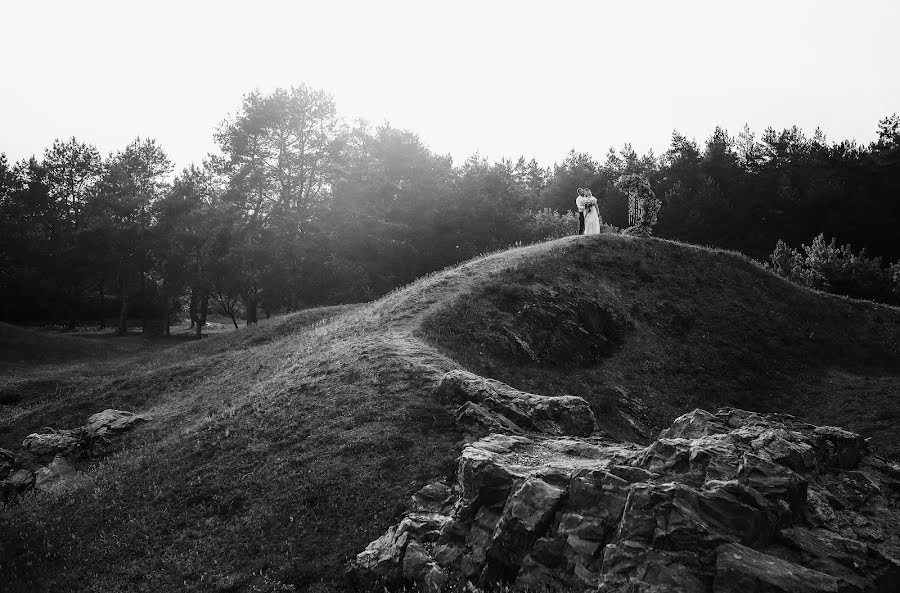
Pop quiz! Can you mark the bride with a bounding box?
[582,189,601,235]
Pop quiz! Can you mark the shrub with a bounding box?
[515,208,577,242]
[768,234,898,304]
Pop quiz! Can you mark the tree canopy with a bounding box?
[2,86,898,328]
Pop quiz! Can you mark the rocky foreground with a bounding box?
[354,371,900,592]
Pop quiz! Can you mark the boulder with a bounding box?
[3,408,149,504]
[411,481,455,513]
[21,432,78,457]
[434,370,595,436]
[84,409,149,438]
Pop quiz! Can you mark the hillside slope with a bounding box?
[1,234,899,592]
[423,234,900,455]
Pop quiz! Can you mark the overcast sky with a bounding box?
[1,0,898,172]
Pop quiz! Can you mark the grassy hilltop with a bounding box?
[1,234,899,592]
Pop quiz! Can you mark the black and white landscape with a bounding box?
[1,2,899,592]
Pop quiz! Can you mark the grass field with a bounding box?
[1,234,898,592]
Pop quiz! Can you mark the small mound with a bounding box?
[425,279,631,366]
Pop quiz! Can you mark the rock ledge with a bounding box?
[354,405,900,592]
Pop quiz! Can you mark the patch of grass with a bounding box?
[0,300,461,592]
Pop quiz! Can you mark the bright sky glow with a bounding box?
[1,0,898,171]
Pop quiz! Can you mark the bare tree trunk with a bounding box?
[161,283,169,337]
[194,293,208,339]
[246,296,258,325]
[98,281,105,329]
[140,275,147,333]
[66,282,80,330]
[117,277,128,335]
[189,290,198,329]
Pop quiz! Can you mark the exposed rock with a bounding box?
[481,476,566,584]
[714,542,840,593]
[609,385,655,440]
[814,426,868,470]
[355,524,409,583]
[21,432,79,457]
[455,401,523,436]
[402,540,447,593]
[84,409,149,438]
[34,455,74,489]
[660,408,728,440]
[777,526,900,592]
[434,370,596,436]
[2,408,148,504]
[412,481,455,514]
[1,468,36,503]
[354,405,900,592]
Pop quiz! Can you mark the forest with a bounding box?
[1,84,898,333]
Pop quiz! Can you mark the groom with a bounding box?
[575,188,590,235]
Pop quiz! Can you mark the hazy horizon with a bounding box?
[2,0,898,171]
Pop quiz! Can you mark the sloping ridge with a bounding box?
[2,234,899,592]
[419,234,900,456]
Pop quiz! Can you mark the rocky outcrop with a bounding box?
[0,408,149,504]
[354,406,900,592]
[21,432,79,458]
[83,409,148,439]
[434,370,596,437]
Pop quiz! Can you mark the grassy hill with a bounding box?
[1,234,899,592]
[423,235,900,454]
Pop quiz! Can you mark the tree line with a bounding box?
[1,84,898,332]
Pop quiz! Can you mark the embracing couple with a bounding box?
[576,188,601,235]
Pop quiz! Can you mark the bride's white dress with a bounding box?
[583,199,601,235]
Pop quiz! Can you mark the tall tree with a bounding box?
[39,138,103,325]
[99,137,172,333]
[42,137,102,232]
[214,85,349,321]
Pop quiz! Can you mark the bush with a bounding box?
[768,234,898,304]
[515,208,577,242]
